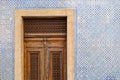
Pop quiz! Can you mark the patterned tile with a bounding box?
[0,0,120,80]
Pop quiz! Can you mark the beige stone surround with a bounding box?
[15,9,75,80]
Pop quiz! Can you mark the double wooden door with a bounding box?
[24,38,67,80]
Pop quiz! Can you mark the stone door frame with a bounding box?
[15,9,75,80]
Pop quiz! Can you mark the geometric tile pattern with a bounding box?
[0,0,120,80]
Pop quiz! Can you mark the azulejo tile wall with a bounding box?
[0,0,120,80]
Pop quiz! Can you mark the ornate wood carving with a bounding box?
[24,17,67,34]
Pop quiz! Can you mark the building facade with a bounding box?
[0,0,120,80]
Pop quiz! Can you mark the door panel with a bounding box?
[24,39,66,80]
[48,50,63,80]
[29,51,40,80]
[47,40,67,80]
[24,41,44,80]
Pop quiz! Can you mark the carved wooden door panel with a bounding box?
[24,41,44,80]
[24,39,66,80]
[45,39,67,80]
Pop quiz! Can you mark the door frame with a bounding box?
[15,9,75,80]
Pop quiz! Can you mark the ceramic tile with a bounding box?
[0,0,120,80]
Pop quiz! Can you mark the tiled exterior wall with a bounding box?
[0,0,120,80]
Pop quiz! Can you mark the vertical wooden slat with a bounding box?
[24,42,27,80]
[27,51,30,80]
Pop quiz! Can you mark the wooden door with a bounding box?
[24,17,67,80]
[24,38,67,80]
